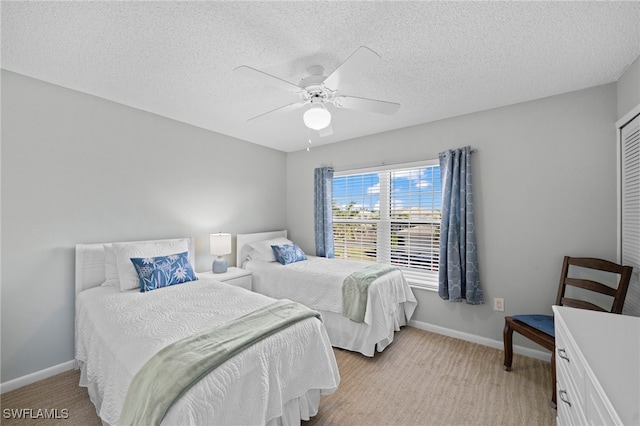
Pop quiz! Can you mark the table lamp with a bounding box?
[210,233,231,273]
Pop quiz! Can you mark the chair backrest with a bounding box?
[555,256,633,314]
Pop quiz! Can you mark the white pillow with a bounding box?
[101,244,119,286]
[112,239,190,291]
[246,237,293,262]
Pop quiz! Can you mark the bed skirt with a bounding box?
[319,301,409,357]
[78,361,323,426]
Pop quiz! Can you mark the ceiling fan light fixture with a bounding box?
[303,105,331,130]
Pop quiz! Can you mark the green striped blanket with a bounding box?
[342,263,398,323]
[119,299,320,426]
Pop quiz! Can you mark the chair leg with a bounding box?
[550,349,557,409]
[503,318,513,371]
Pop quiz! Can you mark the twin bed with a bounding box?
[237,230,417,357]
[75,232,416,425]
[75,237,339,425]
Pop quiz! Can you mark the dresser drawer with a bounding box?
[556,385,587,426]
[556,347,586,426]
[557,370,586,426]
[585,375,622,426]
[555,319,586,407]
[553,306,639,426]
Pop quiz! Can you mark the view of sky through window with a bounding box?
[333,167,442,212]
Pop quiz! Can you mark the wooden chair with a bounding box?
[502,256,633,408]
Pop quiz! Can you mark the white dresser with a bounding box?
[553,306,640,426]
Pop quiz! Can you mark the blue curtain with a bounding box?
[438,146,484,304]
[314,167,334,258]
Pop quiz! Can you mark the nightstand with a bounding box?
[199,267,252,291]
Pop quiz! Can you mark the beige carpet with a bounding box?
[1,326,555,425]
[306,327,555,426]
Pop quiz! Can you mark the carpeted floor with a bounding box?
[306,327,555,426]
[1,326,555,425]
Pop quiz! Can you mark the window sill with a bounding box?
[407,282,438,292]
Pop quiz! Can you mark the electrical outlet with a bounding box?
[493,297,504,312]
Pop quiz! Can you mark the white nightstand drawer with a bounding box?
[222,275,252,291]
[199,268,252,291]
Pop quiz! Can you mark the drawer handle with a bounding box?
[558,389,572,407]
[558,348,570,362]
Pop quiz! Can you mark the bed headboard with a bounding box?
[75,237,195,296]
[236,230,287,267]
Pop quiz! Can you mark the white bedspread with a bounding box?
[75,277,340,425]
[244,256,417,325]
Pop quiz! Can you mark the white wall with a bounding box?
[617,55,640,119]
[286,84,618,350]
[0,67,625,384]
[0,70,287,383]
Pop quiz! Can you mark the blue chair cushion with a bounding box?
[512,314,555,337]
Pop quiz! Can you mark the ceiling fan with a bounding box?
[234,46,401,137]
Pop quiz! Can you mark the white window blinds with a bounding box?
[389,166,441,275]
[333,172,380,262]
[333,160,441,288]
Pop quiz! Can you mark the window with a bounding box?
[333,160,441,288]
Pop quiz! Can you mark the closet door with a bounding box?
[620,112,639,316]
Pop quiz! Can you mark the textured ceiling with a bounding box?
[2,1,640,152]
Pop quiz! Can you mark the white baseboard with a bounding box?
[0,360,76,394]
[408,319,551,362]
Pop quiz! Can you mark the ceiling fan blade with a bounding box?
[318,124,333,137]
[322,46,381,91]
[334,95,401,115]
[234,65,302,94]
[247,101,307,122]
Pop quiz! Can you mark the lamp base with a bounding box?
[212,257,228,274]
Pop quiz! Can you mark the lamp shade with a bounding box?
[209,233,232,256]
[303,105,331,130]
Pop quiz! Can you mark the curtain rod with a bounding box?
[332,148,476,174]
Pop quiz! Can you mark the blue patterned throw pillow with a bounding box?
[271,244,307,265]
[130,251,197,292]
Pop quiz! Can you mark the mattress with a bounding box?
[75,276,340,425]
[245,256,417,324]
[244,256,417,356]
